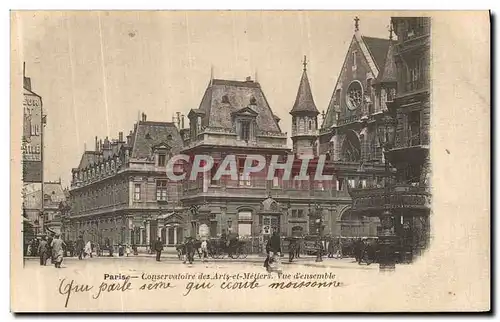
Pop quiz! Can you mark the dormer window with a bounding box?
[145,133,151,139]
[241,120,251,141]
[158,153,166,167]
[222,95,230,104]
[167,134,172,141]
[249,96,257,105]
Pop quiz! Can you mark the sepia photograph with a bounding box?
[10,10,490,312]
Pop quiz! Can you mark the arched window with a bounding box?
[238,210,253,237]
[341,130,361,162]
[308,120,313,131]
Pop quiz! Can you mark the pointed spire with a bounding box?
[376,29,397,84]
[290,56,319,115]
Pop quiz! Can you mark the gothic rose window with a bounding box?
[346,81,363,110]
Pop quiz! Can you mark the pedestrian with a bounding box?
[200,239,208,262]
[38,236,48,266]
[184,238,194,264]
[118,244,125,257]
[266,231,282,273]
[295,238,301,258]
[315,239,324,262]
[95,243,101,257]
[47,234,54,264]
[263,239,271,272]
[132,244,138,256]
[75,235,85,260]
[85,240,93,258]
[50,234,66,268]
[126,244,131,257]
[154,237,163,262]
[327,237,334,258]
[288,237,297,263]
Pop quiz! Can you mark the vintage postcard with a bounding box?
[10,11,490,312]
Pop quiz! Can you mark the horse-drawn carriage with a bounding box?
[176,236,249,260]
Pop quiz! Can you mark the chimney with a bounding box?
[23,62,32,90]
[99,139,103,151]
[181,114,185,129]
[126,130,133,146]
[95,136,98,151]
[176,112,181,128]
[245,76,253,82]
[141,113,147,122]
[118,131,123,142]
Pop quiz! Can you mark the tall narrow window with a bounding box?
[241,121,251,141]
[238,158,250,186]
[158,153,166,167]
[408,111,421,146]
[308,120,313,130]
[272,176,279,188]
[352,51,357,69]
[134,184,141,201]
[211,162,220,185]
[156,180,168,201]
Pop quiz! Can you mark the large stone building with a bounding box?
[180,68,374,252]
[68,113,185,249]
[319,18,395,237]
[67,18,403,250]
[348,17,431,258]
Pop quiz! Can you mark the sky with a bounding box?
[14,11,392,187]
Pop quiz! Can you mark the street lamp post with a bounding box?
[309,203,324,262]
[376,114,398,272]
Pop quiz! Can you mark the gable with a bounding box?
[322,35,387,130]
[232,106,259,117]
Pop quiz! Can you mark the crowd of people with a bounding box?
[25,234,143,267]
[26,232,387,271]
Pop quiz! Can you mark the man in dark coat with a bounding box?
[184,238,195,264]
[154,237,163,262]
[75,235,85,260]
[47,234,54,263]
[288,237,298,262]
[38,236,48,265]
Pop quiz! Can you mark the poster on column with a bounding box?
[22,90,43,183]
[10,10,490,313]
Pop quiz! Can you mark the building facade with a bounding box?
[319,18,394,237]
[348,17,431,258]
[68,113,185,249]
[23,181,67,236]
[65,19,404,250]
[180,71,359,253]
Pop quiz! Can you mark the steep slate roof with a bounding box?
[78,151,100,169]
[196,78,281,133]
[290,69,319,114]
[375,39,397,83]
[361,36,391,72]
[131,121,183,159]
